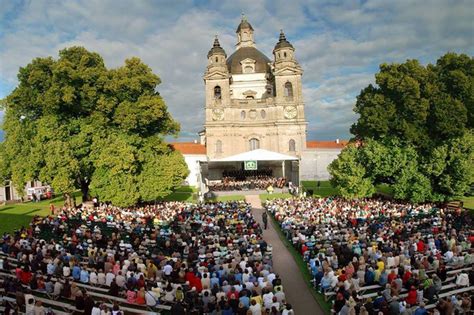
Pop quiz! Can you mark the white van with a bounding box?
[26,186,53,200]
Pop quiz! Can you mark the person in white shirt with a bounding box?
[163,262,173,278]
[249,300,262,315]
[271,296,280,312]
[91,302,101,315]
[63,265,71,277]
[282,303,295,315]
[274,287,285,303]
[267,272,276,284]
[456,272,469,286]
[444,250,454,262]
[98,270,106,285]
[53,281,63,296]
[115,272,126,287]
[263,289,274,309]
[105,271,115,286]
[89,270,98,285]
[145,289,159,307]
[25,293,35,315]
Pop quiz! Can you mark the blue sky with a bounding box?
[1,0,473,141]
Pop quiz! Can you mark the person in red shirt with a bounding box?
[405,286,417,306]
[19,266,32,285]
[338,270,347,282]
[227,286,239,300]
[417,239,425,253]
[402,270,412,284]
[186,270,202,293]
[387,270,397,284]
[301,244,308,255]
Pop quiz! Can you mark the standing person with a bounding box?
[262,212,268,230]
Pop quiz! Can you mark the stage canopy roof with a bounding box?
[211,149,298,162]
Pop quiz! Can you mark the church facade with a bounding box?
[171,17,347,188]
[203,17,307,160]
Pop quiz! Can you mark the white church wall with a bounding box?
[182,154,207,187]
[230,73,268,99]
[300,148,342,181]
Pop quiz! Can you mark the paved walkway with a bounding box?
[245,195,324,315]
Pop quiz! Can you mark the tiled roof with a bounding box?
[170,142,206,155]
[306,140,348,149]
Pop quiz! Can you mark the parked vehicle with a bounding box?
[26,186,53,201]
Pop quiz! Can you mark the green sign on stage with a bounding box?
[244,160,258,170]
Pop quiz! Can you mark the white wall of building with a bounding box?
[0,180,43,202]
[300,148,342,181]
[230,73,268,99]
[182,154,207,187]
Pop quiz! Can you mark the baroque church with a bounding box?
[169,17,348,189]
[203,16,307,159]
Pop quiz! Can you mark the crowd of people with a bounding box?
[208,176,286,192]
[265,197,474,315]
[222,170,274,181]
[1,201,292,315]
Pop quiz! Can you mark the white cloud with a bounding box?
[0,0,473,141]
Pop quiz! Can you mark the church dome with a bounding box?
[226,47,271,74]
[236,18,254,32]
[274,30,293,51]
[207,37,226,58]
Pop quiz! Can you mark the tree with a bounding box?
[351,54,473,149]
[328,144,375,199]
[331,53,474,202]
[0,47,188,206]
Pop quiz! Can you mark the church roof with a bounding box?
[236,17,254,32]
[274,30,294,50]
[207,36,226,58]
[306,140,348,149]
[212,149,298,162]
[171,142,206,155]
[226,47,271,74]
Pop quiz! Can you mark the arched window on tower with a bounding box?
[214,86,221,99]
[215,140,222,154]
[249,138,260,150]
[284,82,293,99]
[289,139,296,152]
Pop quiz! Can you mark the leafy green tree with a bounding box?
[331,53,474,202]
[328,145,375,199]
[352,53,473,149]
[0,47,188,206]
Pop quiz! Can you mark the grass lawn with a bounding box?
[160,186,198,203]
[0,192,82,235]
[302,180,397,198]
[301,180,339,197]
[375,183,394,197]
[259,193,293,201]
[172,186,197,193]
[268,213,332,314]
[461,196,474,210]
